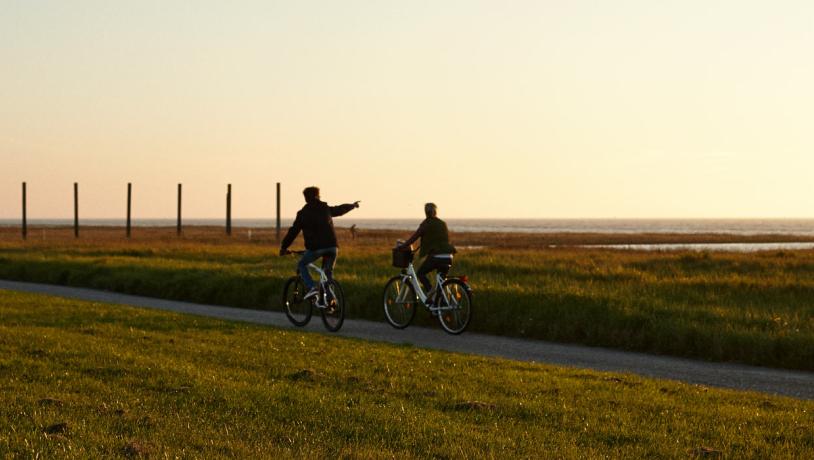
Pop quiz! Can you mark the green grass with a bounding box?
[1,290,812,458]
[1,231,813,371]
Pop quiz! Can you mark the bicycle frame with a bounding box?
[300,261,329,285]
[396,261,449,311]
[293,253,333,308]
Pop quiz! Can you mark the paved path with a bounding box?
[2,279,813,400]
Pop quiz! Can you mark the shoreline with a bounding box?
[4,225,814,250]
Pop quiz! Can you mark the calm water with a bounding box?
[2,218,814,235]
[582,242,814,252]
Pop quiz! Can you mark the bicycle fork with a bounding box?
[312,281,335,309]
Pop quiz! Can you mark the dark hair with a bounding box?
[303,186,320,203]
[424,202,437,218]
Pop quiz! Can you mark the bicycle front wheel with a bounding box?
[383,276,417,329]
[320,280,345,332]
[283,276,312,327]
[437,279,472,335]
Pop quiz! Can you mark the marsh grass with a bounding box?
[1,226,813,370]
[1,291,812,458]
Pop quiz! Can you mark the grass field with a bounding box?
[1,290,812,458]
[1,226,813,371]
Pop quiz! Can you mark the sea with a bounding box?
[2,218,814,235]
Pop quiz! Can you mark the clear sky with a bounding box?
[2,1,813,219]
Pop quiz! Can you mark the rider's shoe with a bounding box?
[303,287,319,300]
[316,299,336,313]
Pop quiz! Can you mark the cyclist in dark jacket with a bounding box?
[280,186,360,299]
[398,203,456,301]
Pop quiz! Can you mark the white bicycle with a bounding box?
[382,244,473,335]
[282,250,345,332]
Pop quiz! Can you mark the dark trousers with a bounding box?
[417,255,452,293]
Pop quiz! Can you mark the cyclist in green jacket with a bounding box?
[397,203,456,301]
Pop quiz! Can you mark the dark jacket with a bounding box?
[402,217,456,258]
[280,200,356,251]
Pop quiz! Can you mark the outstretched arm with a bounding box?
[329,201,360,217]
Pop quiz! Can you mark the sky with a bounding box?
[2,1,813,219]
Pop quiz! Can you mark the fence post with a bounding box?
[276,182,281,241]
[22,182,27,240]
[126,183,132,238]
[74,182,79,238]
[177,183,182,236]
[226,184,232,236]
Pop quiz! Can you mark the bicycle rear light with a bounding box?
[459,275,469,284]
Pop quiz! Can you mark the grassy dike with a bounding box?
[1,290,813,458]
[1,227,813,371]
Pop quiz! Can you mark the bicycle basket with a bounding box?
[392,248,413,268]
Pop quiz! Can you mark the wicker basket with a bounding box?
[392,248,413,268]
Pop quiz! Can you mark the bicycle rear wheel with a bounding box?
[283,276,312,327]
[383,276,417,329]
[436,278,472,335]
[320,280,345,332]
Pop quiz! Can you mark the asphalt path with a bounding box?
[2,279,812,400]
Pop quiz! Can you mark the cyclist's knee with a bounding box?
[297,259,309,273]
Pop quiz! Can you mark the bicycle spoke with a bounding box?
[320,280,345,332]
[383,277,416,329]
[437,279,472,335]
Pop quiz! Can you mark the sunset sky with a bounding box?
[2,1,813,219]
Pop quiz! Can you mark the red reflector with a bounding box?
[459,275,469,284]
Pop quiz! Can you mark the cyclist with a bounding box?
[280,186,360,300]
[397,203,456,304]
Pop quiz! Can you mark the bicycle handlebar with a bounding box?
[394,241,420,254]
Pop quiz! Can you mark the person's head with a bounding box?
[303,186,320,204]
[424,202,437,218]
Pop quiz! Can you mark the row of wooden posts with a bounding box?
[18,182,283,240]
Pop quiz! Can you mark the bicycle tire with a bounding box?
[320,279,345,332]
[436,278,472,335]
[383,276,417,329]
[282,276,312,327]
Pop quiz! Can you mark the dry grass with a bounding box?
[3,224,814,249]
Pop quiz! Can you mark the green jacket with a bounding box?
[402,217,456,257]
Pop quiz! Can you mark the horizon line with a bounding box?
[2,217,814,221]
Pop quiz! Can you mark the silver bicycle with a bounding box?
[282,250,345,332]
[382,244,473,334]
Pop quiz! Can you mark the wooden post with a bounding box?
[74,182,79,238]
[276,182,281,241]
[226,184,232,236]
[177,183,182,236]
[126,183,132,238]
[22,182,27,240]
